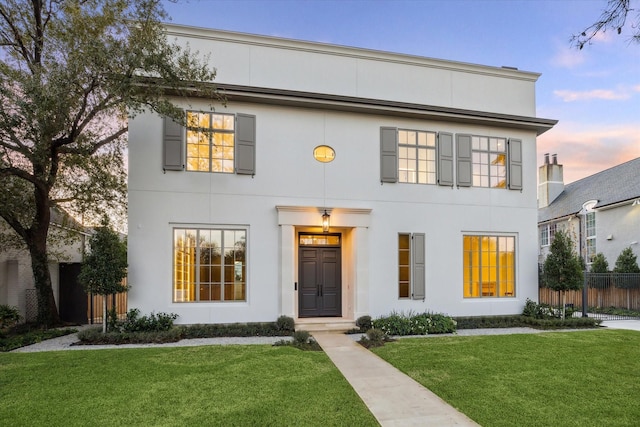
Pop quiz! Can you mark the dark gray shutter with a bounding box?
[508,138,522,190]
[236,114,256,175]
[437,132,454,187]
[163,114,184,171]
[412,233,425,300]
[380,127,398,183]
[456,134,472,187]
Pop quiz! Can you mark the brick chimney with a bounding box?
[538,153,564,208]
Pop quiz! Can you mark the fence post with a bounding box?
[582,271,588,318]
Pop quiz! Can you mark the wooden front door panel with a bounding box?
[298,247,341,317]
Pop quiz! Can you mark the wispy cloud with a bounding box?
[553,88,632,102]
[538,122,640,184]
[551,45,585,69]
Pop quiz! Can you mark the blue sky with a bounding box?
[163,0,640,183]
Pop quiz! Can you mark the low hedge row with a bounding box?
[1,326,77,352]
[454,314,601,330]
[77,315,296,345]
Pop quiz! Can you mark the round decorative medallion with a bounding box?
[313,145,335,163]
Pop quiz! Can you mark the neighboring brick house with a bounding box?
[538,155,640,267]
[127,25,556,325]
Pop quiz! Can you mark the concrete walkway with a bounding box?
[313,332,480,427]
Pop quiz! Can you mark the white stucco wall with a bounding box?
[165,25,538,117]
[595,205,640,267]
[128,100,540,323]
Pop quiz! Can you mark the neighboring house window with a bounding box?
[540,226,549,247]
[398,233,425,299]
[463,235,515,298]
[186,112,235,173]
[398,129,436,184]
[471,136,507,188]
[540,223,557,247]
[585,212,596,263]
[173,228,246,302]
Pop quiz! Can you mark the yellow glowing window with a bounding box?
[463,235,515,298]
[186,111,235,173]
[173,228,246,302]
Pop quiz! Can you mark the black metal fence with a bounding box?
[539,272,640,320]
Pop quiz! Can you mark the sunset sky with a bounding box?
[163,0,640,184]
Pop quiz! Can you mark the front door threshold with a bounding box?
[295,317,356,333]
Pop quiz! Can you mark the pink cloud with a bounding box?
[538,122,640,184]
[554,88,631,102]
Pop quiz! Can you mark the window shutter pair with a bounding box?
[162,111,256,175]
[455,135,523,190]
[412,233,426,300]
[379,128,453,187]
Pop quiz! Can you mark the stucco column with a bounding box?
[279,224,295,317]
[353,226,370,319]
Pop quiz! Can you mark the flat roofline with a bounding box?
[163,23,542,82]
[217,84,557,135]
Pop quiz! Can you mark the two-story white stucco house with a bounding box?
[127,25,556,326]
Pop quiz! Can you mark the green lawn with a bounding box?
[372,329,640,427]
[0,345,378,426]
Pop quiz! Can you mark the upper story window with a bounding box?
[163,111,256,175]
[398,130,436,184]
[186,112,235,173]
[471,136,507,188]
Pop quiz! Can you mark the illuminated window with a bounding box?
[398,233,425,299]
[463,235,515,298]
[398,129,436,184]
[399,234,411,298]
[186,111,235,173]
[173,228,246,302]
[471,136,507,188]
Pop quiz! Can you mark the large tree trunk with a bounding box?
[26,188,61,327]
[28,240,60,327]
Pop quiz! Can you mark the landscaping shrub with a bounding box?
[276,315,295,334]
[77,327,182,345]
[372,311,456,336]
[273,329,321,351]
[357,328,390,348]
[181,322,283,338]
[521,298,576,320]
[355,315,372,331]
[454,315,524,329]
[0,304,21,329]
[117,308,178,332]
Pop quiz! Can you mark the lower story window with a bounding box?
[173,228,246,302]
[463,235,515,298]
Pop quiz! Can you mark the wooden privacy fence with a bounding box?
[539,272,640,319]
[88,291,128,324]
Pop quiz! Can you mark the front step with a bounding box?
[295,319,356,333]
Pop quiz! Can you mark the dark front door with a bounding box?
[59,263,88,324]
[298,247,341,317]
